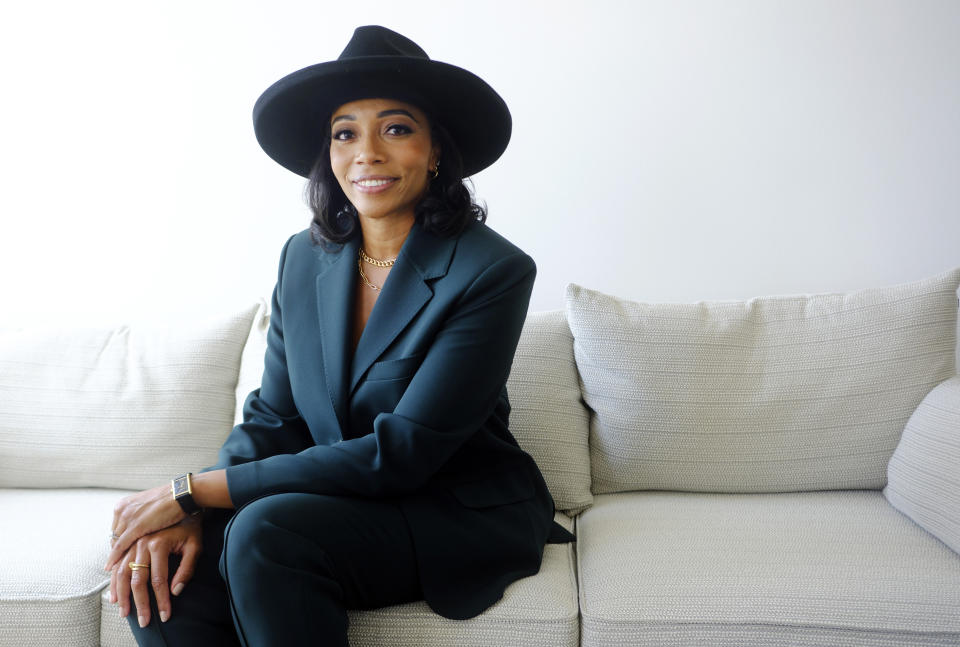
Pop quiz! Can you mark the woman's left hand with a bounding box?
[106,483,185,570]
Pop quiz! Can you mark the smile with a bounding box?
[352,176,397,191]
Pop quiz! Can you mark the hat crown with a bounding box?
[339,25,429,61]
[254,26,510,179]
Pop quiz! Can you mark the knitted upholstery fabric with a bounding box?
[566,268,960,494]
[98,513,579,647]
[885,375,960,555]
[506,311,592,514]
[0,304,260,489]
[0,489,127,647]
[233,298,269,426]
[577,491,960,647]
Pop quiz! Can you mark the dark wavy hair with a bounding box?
[305,115,486,248]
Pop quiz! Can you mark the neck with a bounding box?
[358,213,415,260]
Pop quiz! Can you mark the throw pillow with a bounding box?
[885,376,960,554]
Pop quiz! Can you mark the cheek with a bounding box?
[401,144,433,180]
[329,150,352,192]
[329,149,346,178]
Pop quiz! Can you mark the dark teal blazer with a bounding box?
[211,220,568,619]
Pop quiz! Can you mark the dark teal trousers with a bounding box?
[127,496,422,646]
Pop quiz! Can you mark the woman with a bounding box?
[105,25,572,646]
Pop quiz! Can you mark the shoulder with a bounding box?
[455,221,531,261]
[449,221,536,278]
[276,228,347,275]
[434,222,536,308]
[283,228,324,261]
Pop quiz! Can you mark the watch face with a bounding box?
[173,476,190,497]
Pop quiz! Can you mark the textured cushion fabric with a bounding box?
[0,488,127,647]
[506,311,592,514]
[99,512,579,647]
[577,491,960,647]
[234,298,269,426]
[885,375,960,554]
[566,268,960,494]
[0,304,260,489]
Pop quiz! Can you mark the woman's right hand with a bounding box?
[109,515,203,628]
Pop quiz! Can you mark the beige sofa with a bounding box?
[2,267,959,646]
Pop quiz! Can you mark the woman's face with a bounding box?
[329,98,439,224]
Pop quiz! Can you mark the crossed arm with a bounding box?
[105,470,232,626]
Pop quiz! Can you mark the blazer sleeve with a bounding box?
[205,234,314,473]
[223,250,536,508]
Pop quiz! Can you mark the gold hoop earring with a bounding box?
[430,161,440,179]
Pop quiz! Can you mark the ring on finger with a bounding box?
[128,562,150,571]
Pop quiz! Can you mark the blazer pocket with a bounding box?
[365,353,425,382]
[448,469,535,509]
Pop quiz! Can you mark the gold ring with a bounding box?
[128,562,150,571]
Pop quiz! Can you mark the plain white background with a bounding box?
[1,0,957,324]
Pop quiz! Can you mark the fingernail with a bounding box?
[138,615,147,628]
[172,583,184,596]
[160,611,169,623]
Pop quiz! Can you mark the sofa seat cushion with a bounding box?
[577,491,960,647]
[0,488,126,647]
[100,512,579,647]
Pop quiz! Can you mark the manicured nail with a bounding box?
[172,583,184,596]
[160,611,169,623]
[138,615,147,628]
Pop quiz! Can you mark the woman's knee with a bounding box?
[222,496,290,569]
[221,494,338,578]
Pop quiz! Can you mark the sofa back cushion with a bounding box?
[0,303,260,489]
[234,299,269,426]
[507,311,593,514]
[566,268,960,494]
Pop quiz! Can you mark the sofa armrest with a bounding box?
[884,375,960,554]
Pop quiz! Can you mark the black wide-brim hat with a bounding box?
[253,25,512,179]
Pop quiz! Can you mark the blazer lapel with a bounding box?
[315,236,359,430]
[349,222,457,393]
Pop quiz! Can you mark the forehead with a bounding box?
[330,97,429,123]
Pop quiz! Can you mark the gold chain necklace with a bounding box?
[357,257,383,291]
[359,248,396,267]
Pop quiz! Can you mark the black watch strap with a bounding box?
[172,473,202,515]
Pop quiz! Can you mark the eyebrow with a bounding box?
[331,109,420,125]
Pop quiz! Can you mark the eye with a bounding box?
[332,128,354,141]
[385,123,413,136]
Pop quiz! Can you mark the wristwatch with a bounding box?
[171,473,202,515]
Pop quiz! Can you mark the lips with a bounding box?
[352,176,397,193]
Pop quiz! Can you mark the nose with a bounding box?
[355,134,385,165]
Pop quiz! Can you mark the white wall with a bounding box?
[1,0,957,324]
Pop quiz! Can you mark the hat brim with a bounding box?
[253,57,512,178]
